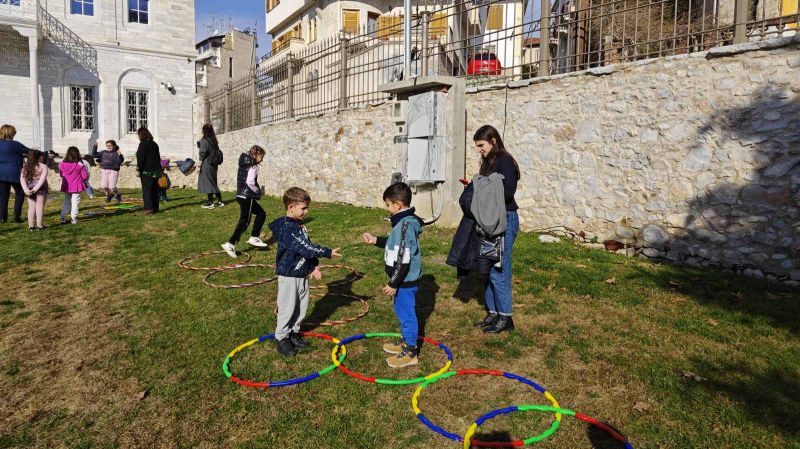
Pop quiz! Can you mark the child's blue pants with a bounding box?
[393,286,418,347]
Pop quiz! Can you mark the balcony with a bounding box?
[0,0,38,26]
[265,0,311,36]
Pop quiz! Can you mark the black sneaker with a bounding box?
[276,338,298,356]
[484,316,515,334]
[289,332,309,349]
[474,313,498,328]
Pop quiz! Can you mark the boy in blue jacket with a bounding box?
[268,187,341,356]
[362,182,424,368]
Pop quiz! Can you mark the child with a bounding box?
[158,159,170,202]
[96,139,124,203]
[81,155,96,199]
[362,182,424,368]
[59,146,88,224]
[20,150,48,230]
[267,187,341,356]
[221,146,269,258]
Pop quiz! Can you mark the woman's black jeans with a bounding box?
[0,181,24,222]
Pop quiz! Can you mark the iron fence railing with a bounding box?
[207,0,799,133]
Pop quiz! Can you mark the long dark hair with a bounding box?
[202,123,218,147]
[64,146,81,163]
[23,150,43,182]
[137,127,153,142]
[473,125,520,180]
[106,139,119,151]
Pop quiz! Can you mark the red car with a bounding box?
[467,52,502,75]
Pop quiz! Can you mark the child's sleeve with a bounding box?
[31,165,47,192]
[286,230,333,259]
[374,236,388,248]
[80,164,89,181]
[246,166,259,192]
[19,172,29,195]
[387,222,415,288]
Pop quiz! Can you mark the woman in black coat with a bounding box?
[135,127,162,214]
[197,123,223,209]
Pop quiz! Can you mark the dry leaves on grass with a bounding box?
[682,371,707,382]
[669,280,682,287]
[580,294,594,301]
[706,318,719,326]
[546,283,556,292]
[603,277,617,285]
[135,390,148,401]
[575,264,588,269]
[633,402,653,413]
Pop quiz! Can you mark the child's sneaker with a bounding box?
[71,218,78,224]
[201,202,215,209]
[289,332,308,349]
[382,339,404,355]
[276,338,298,356]
[105,194,113,203]
[386,343,418,368]
[247,236,268,248]
[221,242,237,258]
[115,193,122,204]
[216,201,225,208]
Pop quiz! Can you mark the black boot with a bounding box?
[276,338,298,356]
[484,316,514,334]
[474,313,498,328]
[289,332,308,349]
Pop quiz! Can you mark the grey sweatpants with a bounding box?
[275,276,309,340]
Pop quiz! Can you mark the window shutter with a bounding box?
[429,12,447,38]
[487,5,503,31]
[343,10,359,34]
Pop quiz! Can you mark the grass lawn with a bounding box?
[1,189,798,449]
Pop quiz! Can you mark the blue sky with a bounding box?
[195,0,271,57]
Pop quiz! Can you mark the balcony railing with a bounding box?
[38,5,98,76]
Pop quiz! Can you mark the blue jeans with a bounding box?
[394,286,419,347]
[485,211,519,316]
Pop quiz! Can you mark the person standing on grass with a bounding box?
[197,123,224,209]
[471,125,520,335]
[0,124,30,224]
[135,127,162,215]
[267,187,341,357]
[221,145,269,258]
[81,155,96,199]
[95,139,124,203]
[362,182,425,368]
[58,146,88,225]
[20,149,48,230]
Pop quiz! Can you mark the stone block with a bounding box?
[641,224,670,248]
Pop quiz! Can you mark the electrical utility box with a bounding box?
[405,91,447,185]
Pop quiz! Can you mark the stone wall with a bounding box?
[190,36,799,284]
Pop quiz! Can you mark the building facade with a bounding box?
[195,28,257,95]
[0,0,196,159]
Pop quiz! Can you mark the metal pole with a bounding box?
[732,0,748,44]
[250,69,257,126]
[404,0,412,79]
[286,52,294,119]
[539,0,551,77]
[421,11,430,77]
[339,31,349,110]
[224,82,231,133]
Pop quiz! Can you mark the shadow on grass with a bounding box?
[586,422,632,449]
[689,360,800,439]
[416,274,440,340]
[468,431,513,448]
[302,271,370,331]
[452,271,487,307]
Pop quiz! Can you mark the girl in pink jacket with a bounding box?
[59,146,88,224]
[20,149,48,230]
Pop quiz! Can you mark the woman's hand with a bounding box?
[362,233,377,245]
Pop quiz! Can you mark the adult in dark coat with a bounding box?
[446,182,479,275]
[0,124,30,223]
[197,123,223,209]
[135,127,162,214]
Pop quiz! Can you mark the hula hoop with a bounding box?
[222,331,347,388]
[202,264,277,289]
[463,405,635,449]
[331,332,453,385]
[411,370,562,447]
[178,251,253,271]
[275,292,370,327]
[309,264,363,290]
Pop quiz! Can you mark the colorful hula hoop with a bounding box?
[463,405,635,449]
[178,250,253,271]
[275,292,370,327]
[222,331,346,388]
[331,332,453,385]
[309,264,363,290]
[411,370,562,447]
[202,264,277,289]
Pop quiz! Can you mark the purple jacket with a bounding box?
[59,161,88,193]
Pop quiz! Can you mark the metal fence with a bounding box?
[207,0,798,133]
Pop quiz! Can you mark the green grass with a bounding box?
[0,189,798,449]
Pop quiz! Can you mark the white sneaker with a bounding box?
[247,236,268,248]
[201,203,215,209]
[71,218,78,224]
[221,243,237,258]
[217,201,225,207]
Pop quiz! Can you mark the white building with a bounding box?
[0,0,196,158]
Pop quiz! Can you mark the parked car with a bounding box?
[467,53,502,75]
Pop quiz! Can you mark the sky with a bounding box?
[195,0,271,57]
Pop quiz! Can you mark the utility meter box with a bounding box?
[405,91,447,184]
